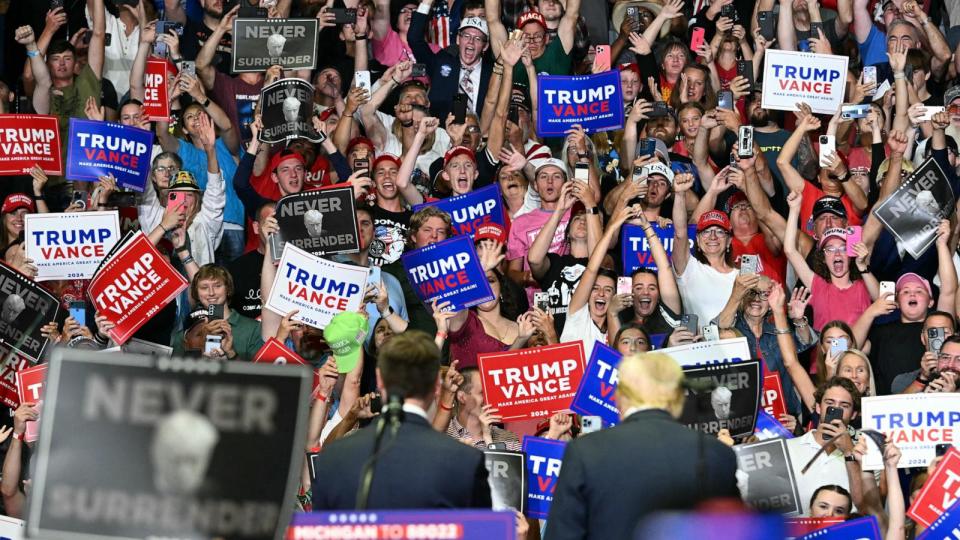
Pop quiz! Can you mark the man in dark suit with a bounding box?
[545,353,740,540]
[311,331,492,510]
[408,4,493,120]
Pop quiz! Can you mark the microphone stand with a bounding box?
[355,392,404,510]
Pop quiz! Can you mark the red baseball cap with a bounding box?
[443,146,476,167]
[347,136,375,156]
[618,62,640,75]
[2,193,35,214]
[697,210,731,233]
[474,223,506,243]
[517,10,547,29]
[373,154,402,171]
[269,150,306,173]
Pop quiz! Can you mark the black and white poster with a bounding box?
[0,264,59,363]
[27,349,312,540]
[484,450,526,513]
[873,157,956,258]
[232,19,318,73]
[258,78,324,144]
[679,359,761,439]
[270,186,360,262]
[733,439,802,515]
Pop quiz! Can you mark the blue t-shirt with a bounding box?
[177,138,243,226]
[859,25,889,67]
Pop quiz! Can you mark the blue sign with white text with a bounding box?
[537,71,624,136]
[569,341,622,426]
[522,436,567,519]
[754,410,794,441]
[401,235,494,312]
[621,223,696,275]
[66,119,153,191]
[413,184,507,239]
[799,515,881,540]
[289,510,515,539]
[918,498,960,539]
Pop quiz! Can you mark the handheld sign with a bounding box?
[754,410,794,441]
[621,223,695,274]
[401,235,494,312]
[0,115,62,176]
[761,50,849,114]
[25,211,121,281]
[478,342,586,422]
[270,186,359,262]
[872,157,955,259]
[0,515,24,540]
[733,439,802,515]
[15,363,46,443]
[87,231,188,345]
[253,338,321,395]
[569,341,621,426]
[259,78,324,144]
[657,337,752,367]
[537,71,624,136]
[66,119,153,191]
[797,515,880,540]
[265,244,367,329]
[918,498,960,540]
[679,359,761,439]
[143,59,170,121]
[762,371,787,418]
[860,393,960,470]
[232,19,318,73]
[288,510,515,540]
[907,446,960,527]
[0,265,60,363]
[0,353,31,408]
[413,184,507,239]
[483,450,526,513]
[27,349,312,540]
[522,436,566,519]
[787,517,845,538]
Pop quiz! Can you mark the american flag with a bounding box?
[428,1,451,49]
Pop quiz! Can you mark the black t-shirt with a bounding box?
[369,205,412,267]
[181,19,232,74]
[132,300,177,346]
[226,249,263,320]
[867,320,924,395]
[617,299,681,342]
[535,253,587,334]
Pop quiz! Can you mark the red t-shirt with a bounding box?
[799,181,863,236]
[732,232,787,286]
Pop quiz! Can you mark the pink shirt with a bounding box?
[809,275,872,331]
[372,28,440,69]
[507,208,571,304]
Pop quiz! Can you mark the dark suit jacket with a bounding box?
[311,412,492,510]
[408,10,492,121]
[544,409,740,540]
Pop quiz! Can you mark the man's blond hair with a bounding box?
[615,353,686,418]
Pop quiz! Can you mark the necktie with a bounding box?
[460,66,475,110]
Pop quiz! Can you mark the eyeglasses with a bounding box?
[823,246,847,254]
[522,32,546,44]
[699,229,729,238]
[399,6,415,13]
[459,33,487,44]
[938,352,960,363]
[153,165,178,174]
[465,125,481,133]
[747,290,770,300]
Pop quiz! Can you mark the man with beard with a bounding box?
[745,92,793,196]
[174,0,235,75]
[409,10,493,118]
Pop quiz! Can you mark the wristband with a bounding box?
[894,72,906,80]
[200,98,211,108]
[26,49,40,58]
[355,34,367,40]
[585,206,600,215]
[792,316,808,327]
[181,255,195,266]
[159,223,169,233]
[316,393,327,402]
[774,327,791,335]
[439,401,453,411]
[844,455,857,462]
[436,331,448,340]
[12,431,23,441]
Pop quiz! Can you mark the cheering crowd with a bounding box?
[2,0,960,537]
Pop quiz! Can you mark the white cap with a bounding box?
[641,162,674,184]
[531,158,568,178]
[459,17,489,37]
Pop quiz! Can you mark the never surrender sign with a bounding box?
[413,184,507,239]
[66,119,153,191]
[270,186,359,262]
[402,235,494,312]
[761,50,848,114]
[569,341,621,426]
[679,359,761,438]
[733,439,802,515]
[873,157,955,259]
[0,266,59,362]
[658,337,752,367]
[265,244,367,329]
[621,223,695,274]
[27,350,312,540]
[860,393,960,470]
[478,342,585,422]
[26,211,121,281]
[0,115,62,176]
[259,78,324,143]
[537,71,623,136]
[483,451,526,513]
[522,436,565,519]
[88,232,188,345]
[232,19,318,73]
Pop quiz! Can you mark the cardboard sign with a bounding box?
[761,50,849,114]
[265,244,367,329]
[0,353,30,409]
[637,512,786,539]
[762,371,787,418]
[478,342,586,422]
[679,359,761,438]
[908,447,960,527]
[0,264,60,363]
[872,157,956,259]
[232,19,318,73]
[918,498,960,540]
[787,518,845,538]
[0,515,24,540]
[413,184,507,239]
[87,231,188,345]
[860,393,960,470]
[143,59,170,121]
[401,235,495,312]
[288,510,515,540]
[258,78,324,143]
[483,450,526,513]
[537,71,624,136]
[66,119,153,191]
[15,363,46,443]
[0,115,62,175]
[754,410,794,441]
[522,436,566,519]
[270,186,359,261]
[657,337,752,367]
[253,338,321,395]
[569,341,621,426]
[25,211,121,281]
[27,349,312,540]
[620,223,695,274]
[733,439,802,515]
[797,515,880,540]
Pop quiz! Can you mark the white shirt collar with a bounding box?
[402,403,429,420]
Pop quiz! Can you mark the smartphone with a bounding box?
[369,392,383,413]
[718,90,734,110]
[737,126,754,157]
[758,11,776,41]
[368,266,381,298]
[862,66,877,94]
[648,102,671,118]
[919,106,946,122]
[702,324,720,342]
[181,60,196,77]
[158,20,184,36]
[818,135,836,167]
[452,93,467,124]
[739,254,759,275]
[355,158,370,177]
[879,280,896,298]
[681,314,699,335]
[329,7,358,24]
[50,0,64,8]
[928,328,947,354]
[72,190,87,210]
[639,138,656,157]
[936,443,953,457]
[581,415,602,434]
[507,105,520,125]
[354,70,371,91]
[533,292,550,312]
[154,39,168,57]
[809,22,823,38]
[574,163,589,183]
[798,39,811,52]
[204,334,223,354]
[830,336,848,358]
[411,63,428,78]
[690,27,706,52]
[239,5,267,17]
[487,442,508,450]
[821,405,844,440]
[840,104,871,120]
[69,301,86,326]
[625,5,641,29]
[167,191,187,213]
[617,277,632,296]
[720,3,736,21]
[207,303,224,321]
[736,59,754,91]
[845,226,862,257]
[594,44,611,72]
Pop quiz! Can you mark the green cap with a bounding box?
[323,311,369,373]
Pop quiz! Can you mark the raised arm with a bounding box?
[768,284,818,411]
[394,117,435,206]
[15,27,51,115]
[637,211,682,315]
[484,0,508,58]
[776,107,819,194]
[568,205,637,315]
[529,183,575,280]
[87,0,107,79]
[670,173,695,275]
[128,18,157,103]
[784,190,817,288]
[935,220,957,311]
[485,37,523,161]
[556,0,581,53]
[852,0,874,43]
[196,6,238,90]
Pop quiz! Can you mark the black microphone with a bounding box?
[385,388,405,428]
